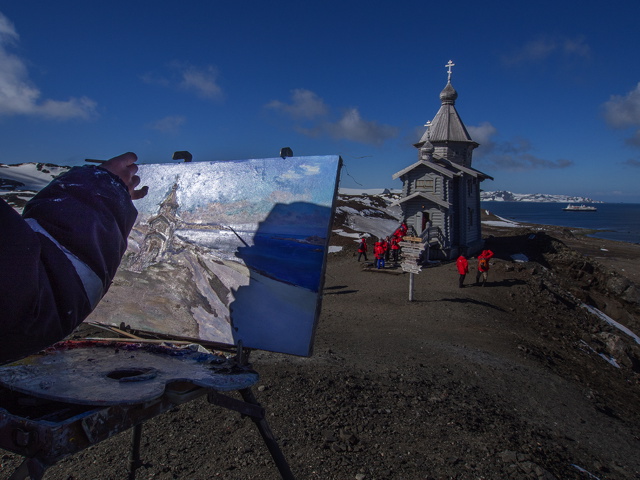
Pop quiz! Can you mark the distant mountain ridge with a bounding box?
[481,190,603,203]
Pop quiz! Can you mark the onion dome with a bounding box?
[439,82,458,105]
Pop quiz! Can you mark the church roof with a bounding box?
[437,157,494,180]
[392,157,492,181]
[392,159,454,180]
[429,82,475,143]
[414,80,477,148]
[391,191,451,209]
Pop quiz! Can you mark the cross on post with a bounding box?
[445,59,455,82]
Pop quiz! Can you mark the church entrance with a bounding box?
[421,211,430,232]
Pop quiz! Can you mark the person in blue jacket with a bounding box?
[0,152,148,364]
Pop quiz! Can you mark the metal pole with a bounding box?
[409,272,414,302]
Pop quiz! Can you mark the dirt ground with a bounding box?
[2,216,640,480]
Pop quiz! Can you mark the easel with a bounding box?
[1,151,340,479]
[0,341,295,480]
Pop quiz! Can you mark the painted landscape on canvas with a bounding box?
[87,155,341,356]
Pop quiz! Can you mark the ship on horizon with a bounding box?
[563,204,597,212]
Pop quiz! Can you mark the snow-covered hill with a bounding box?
[0,162,71,211]
[481,190,602,203]
[0,162,70,190]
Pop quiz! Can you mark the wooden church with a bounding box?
[392,61,492,260]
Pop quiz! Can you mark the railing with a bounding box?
[419,226,446,246]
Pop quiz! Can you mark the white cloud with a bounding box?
[502,34,591,65]
[323,108,397,145]
[300,107,398,146]
[603,82,640,147]
[467,121,497,148]
[267,89,397,146]
[266,89,328,119]
[180,65,222,99]
[148,115,186,133]
[622,158,640,168]
[0,10,18,42]
[485,152,573,171]
[0,12,97,119]
[142,62,223,100]
[470,122,573,171]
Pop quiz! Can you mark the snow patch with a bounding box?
[582,304,640,345]
[510,253,529,263]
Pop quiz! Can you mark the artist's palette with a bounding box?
[0,341,258,405]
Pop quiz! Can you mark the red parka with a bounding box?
[456,256,469,274]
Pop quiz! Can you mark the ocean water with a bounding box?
[481,202,640,245]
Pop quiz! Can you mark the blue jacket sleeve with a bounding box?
[23,166,138,285]
[0,166,138,363]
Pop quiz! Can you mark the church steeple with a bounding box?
[414,60,478,167]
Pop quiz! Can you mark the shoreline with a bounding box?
[481,201,640,246]
[481,209,640,286]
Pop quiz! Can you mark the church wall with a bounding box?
[433,145,467,166]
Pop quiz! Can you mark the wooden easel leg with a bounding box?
[239,388,296,480]
[128,423,143,480]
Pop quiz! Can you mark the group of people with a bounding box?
[356,222,495,287]
[357,222,408,269]
[456,249,494,288]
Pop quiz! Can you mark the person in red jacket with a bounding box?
[393,222,408,241]
[374,239,385,269]
[357,236,368,262]
[383,236,391,262]
[456,255,469,288]
[0,152,148,364]
[391,235,400,263]
[475,249,494,286]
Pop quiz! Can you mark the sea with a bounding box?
[481,202,640,245]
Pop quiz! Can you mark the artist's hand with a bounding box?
[102,152,149,200]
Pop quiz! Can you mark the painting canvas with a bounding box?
[87,155,342,356]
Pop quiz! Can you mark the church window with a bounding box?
[416,178,434,192]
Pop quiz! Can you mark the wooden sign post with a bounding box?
[399,236,425,301]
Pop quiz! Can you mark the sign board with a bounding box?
[87,155,342,357]
[401,264,422,274]
[399,242,425,251]
[400,239,425,273]
[399,237,426,300]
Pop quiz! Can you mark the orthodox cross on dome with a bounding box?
[445,60,455,82]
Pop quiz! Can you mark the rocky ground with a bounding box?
[2,210,640,480]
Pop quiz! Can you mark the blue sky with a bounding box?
[1,1,639,202]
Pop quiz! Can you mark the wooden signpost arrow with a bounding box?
[400,237,426,301]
